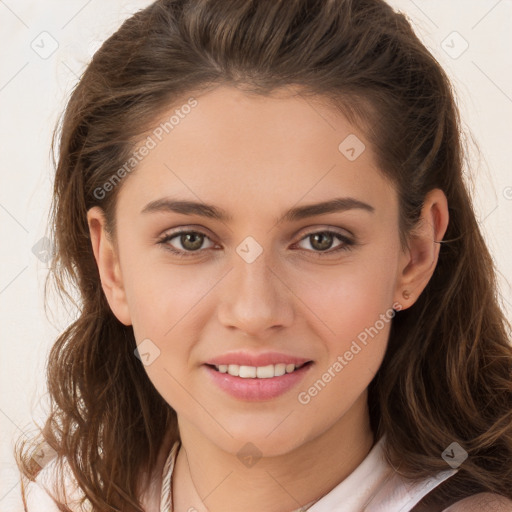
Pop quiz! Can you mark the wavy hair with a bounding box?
[15,0,512,510]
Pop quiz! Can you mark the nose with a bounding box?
[216,245,294,338]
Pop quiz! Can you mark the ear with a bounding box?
[393,188,449,310]
[87,206,132,326]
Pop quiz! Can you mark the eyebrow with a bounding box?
[140,196,375,223]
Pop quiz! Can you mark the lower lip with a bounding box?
[203,362,313,401]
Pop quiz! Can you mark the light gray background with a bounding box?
[1,1,511,510]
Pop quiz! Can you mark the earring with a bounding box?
[402,290,410,300]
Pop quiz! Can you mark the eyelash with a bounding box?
[156,228,356,258]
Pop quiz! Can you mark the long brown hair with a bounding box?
[15,0,512,510]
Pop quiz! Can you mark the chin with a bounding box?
[201,417,314,459]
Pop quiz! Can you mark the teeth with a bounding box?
[274,363,287,377]
[257,364,276,378]
[214,363,302,378]
[239,365,256,378]
[285,363,296,374]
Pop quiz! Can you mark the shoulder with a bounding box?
[443,493,512,512]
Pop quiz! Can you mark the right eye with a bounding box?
[157,229,217,256]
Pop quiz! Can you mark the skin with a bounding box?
[87,85,449,512]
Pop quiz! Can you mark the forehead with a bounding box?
[116,85,397,221]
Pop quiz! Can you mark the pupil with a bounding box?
[312,233,332,251]
[183,233,203,250]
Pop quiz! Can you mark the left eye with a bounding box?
[157,229,354,256]
[295,231,352,253]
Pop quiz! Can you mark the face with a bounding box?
[89,85,421,457]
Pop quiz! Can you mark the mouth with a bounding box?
[203,360,314,401]
[205,361,313,378]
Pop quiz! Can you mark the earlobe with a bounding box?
[87,206,132,326]
[394,188,449,309]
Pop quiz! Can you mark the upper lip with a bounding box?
[205,351,312,367]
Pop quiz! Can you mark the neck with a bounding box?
[172,391,375,512]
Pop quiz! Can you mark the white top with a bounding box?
[25,435,459,511]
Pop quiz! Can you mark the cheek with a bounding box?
[291,250,398,393]
[294,256,398,342]
[295,268,393,419]
[122,245,213,340]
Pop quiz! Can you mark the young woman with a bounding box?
[15,0,512,511]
